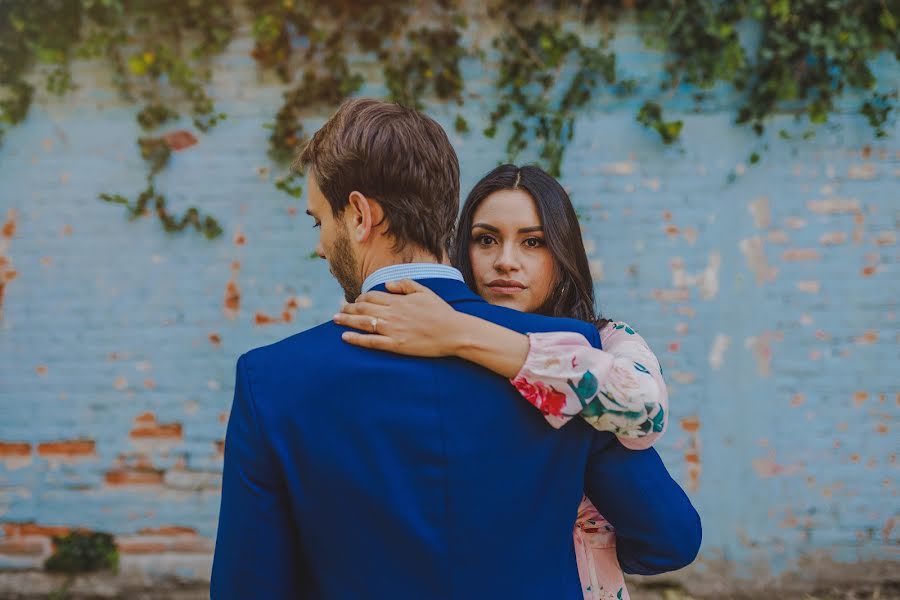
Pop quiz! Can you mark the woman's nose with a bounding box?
[494,245,521,272]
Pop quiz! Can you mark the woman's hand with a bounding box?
[333,279,464,357]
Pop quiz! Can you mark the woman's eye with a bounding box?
[475,235,496,246]
[524,237,545,248]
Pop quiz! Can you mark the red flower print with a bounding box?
[512,377,567,417]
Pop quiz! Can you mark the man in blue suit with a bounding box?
[211,98,700,598]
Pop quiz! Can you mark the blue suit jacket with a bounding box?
[211,278,700,599]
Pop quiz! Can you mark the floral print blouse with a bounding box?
[511,321,667,449]
[510,322,669,600]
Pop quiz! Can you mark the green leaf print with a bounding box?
[567,371,599,408]
[612,323,635,335]
[649,405,666,433]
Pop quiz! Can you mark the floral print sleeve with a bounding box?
[510,322,668,449]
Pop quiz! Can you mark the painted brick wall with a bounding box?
[0,26,897,582]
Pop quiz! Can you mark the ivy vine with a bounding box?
[1,0,897,238]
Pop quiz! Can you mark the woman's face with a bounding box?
[468,189,556,313]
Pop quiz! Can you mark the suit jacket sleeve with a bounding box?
[582,433,702,575]
[211,354,303,599]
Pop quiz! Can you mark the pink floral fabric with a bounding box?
[510,322,668,599]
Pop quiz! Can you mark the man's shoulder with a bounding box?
[241,320,341,370]
[459,302,600,348]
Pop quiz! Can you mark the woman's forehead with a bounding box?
[472,189,540,227]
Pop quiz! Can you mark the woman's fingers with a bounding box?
[355,290,394,306]
[340,301,386,317]
[333,312,386,333]
[385,279,427,294]
[340,331,394,351]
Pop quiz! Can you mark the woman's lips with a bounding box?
[487,281,527,295]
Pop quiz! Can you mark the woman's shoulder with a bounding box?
[598,320,646,347]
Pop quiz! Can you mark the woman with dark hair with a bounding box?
[334,164,671,600]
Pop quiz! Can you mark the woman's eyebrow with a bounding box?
[472,223,543,234]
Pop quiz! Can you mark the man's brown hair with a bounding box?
[294,98,460,259]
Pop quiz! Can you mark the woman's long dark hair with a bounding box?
[451,164,610,329]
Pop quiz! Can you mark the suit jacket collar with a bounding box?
[369,278,484,306]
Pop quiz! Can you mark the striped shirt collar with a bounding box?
[361,263,465,293]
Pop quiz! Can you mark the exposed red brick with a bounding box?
[861,265,877,277]
[136,525,197,536]
[1,211,16,238]
[255,312,276,325]
[134,412,156,425]
[215,440,225,456]
[854,391,870,406]
[855,331,878,344]
[224,279,241,316]
[130,413,182,439]
[104,468,165,485]
[0,442,31,457]
[234,232,246,246]
[680,416,700,433]
[209,333,222,346]
[130,422,182,439]
[36,439,95,457]
[287,206,297,216]
[35,365,48,376]
[163,130,198,151]
[114,452,155,470]
[2,522,74,538]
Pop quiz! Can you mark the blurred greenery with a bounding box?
[1,0,896,236]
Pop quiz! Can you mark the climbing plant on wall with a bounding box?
[1,0,897,238]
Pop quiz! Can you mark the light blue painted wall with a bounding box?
[0,27,897,577]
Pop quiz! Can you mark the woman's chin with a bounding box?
[483,293,531,313]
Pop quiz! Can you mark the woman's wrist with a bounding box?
[450,313,530,379]
[445,311,481,357]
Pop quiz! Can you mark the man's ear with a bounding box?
[346,191,384,243]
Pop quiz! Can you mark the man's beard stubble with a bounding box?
[329,227,361,303]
